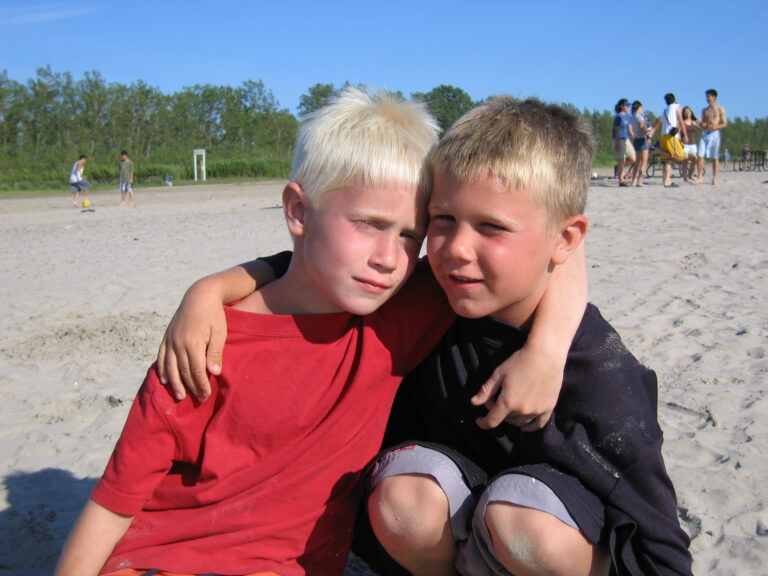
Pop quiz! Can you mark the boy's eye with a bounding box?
[400,231,424,243]
[481,222,508,232]
[357,219,383,230]
[429,214,454,224]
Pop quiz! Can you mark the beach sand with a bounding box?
[1,169,766,574]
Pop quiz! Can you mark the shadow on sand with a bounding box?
[0,468,96,576]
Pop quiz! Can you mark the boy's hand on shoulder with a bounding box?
[156,283,228,402]
[471,346,562,431]
[155,259,273,402]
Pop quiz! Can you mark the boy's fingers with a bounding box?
[471,375,501,406]
[518,412,551,432]
[187,349,211,402]
[206,325,227,376]
[175,348,195,397]
[476,393,549,431]
[190,366,211,401]
[163,352,187,401]
[474,400,511,429]
[156,340,168,384]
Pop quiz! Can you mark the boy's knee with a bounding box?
[484,502,596,576]
[369,474,450,546]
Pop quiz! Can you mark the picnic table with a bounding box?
[737,150,766,171]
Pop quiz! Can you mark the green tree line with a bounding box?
[0,67,297,189]
[1,68,766,190]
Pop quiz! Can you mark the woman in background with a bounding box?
[682,106,702,183]
[630,101,651,187]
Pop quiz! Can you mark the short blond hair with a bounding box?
[429,96,594,227]
[291,87,439,204]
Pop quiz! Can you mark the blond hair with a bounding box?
[291,87,439,204]
[429,96,594,228]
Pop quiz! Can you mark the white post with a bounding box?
[193,149,206,182]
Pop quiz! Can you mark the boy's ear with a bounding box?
[551,215,588,266]
[283,182,307,237]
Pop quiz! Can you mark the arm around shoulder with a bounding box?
[473,243,588,430]
[54,499,133,576]
[156,257,283,400]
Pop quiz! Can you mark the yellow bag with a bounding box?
[659,132,686,161]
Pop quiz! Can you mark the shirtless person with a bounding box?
[697,89,728,185]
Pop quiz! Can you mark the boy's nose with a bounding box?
[371,234,398,271]
[441,227,473,263]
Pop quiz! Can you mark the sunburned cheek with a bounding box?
[400,261,417,282]
[426,237,445,258]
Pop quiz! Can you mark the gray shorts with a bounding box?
[372,445,603,576]
[70,179,91,194]
[119,181,133,193]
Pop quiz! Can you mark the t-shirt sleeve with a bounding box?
[91,367,181,516]
[258,251,293,279]
[374,259,454,375]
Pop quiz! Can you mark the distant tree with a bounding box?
[75,70,111,154]
[298,83,337,117]
[723,116,768,153]
[24,66,76,158]
[411,85,476,134]
[297,81,370,117]
[0,71,26,152]
[124,80,169,157]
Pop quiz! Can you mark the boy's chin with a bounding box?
[340,297,389,316]
[446,299,491,320]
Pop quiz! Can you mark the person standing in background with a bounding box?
[69,155,91,207]
[119,150,135,206]
[681,107,701,184]
[697,89,727,185]
[612,98,636,187]
[652,93,687,188]
[629,101,651,187]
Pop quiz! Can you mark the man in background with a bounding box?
[697,89,727,185]
[119,150,135,205]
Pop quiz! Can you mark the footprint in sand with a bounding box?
[678,252,707,271]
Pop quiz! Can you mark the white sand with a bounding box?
[1,170,766,574]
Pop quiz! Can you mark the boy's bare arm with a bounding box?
[157,259,275,401]
[54,499,133,576]
[472,245,588,431]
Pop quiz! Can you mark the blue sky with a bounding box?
[1,0,764,120]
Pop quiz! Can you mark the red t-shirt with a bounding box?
[93,264,452,576]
